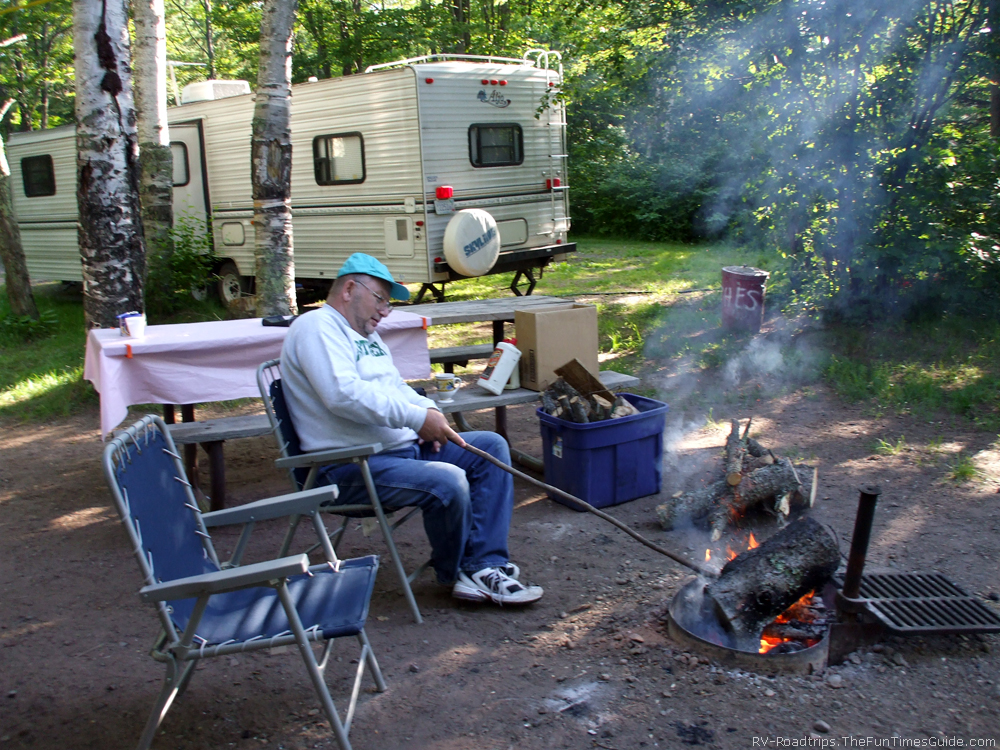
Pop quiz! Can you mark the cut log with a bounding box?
[725,419,746,486]
[743,454,775,471]
[660,460,815,537]
[612,395,640,417]
[706,517,840,649]
[569,396,591,423]
[656,480,728,529]
[707,459,814,539]
[555,358,615,403]
[541,390,559,415]
[746,438,770,458]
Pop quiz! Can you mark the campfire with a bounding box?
[656,418,818,539]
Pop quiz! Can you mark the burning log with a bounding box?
[706,517,840,650]
[656,481,727,530]
[708,458,812,540]
[656,460,814,532]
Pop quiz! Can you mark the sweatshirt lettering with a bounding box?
[355,340,388,361]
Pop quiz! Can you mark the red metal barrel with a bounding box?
[721,265,769,332]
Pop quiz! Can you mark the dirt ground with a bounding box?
[2,350,999,749]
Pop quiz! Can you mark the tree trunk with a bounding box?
[0,100,40,320]
[252,0,299,317]
[132,0,174,308]
[202,0,216,79]
[990,0,1000,138]
[74,0,146,329]
[706,517,840,650]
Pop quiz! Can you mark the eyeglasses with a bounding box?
[355,279,392,313]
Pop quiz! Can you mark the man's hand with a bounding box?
[417,408,466,451]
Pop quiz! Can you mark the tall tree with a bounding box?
[133,0,174,306]
[252,0,298,317]
[0,97,39,320]
[74,0,145,328]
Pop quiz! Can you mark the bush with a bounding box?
[145,216,217,318]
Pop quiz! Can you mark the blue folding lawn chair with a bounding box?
[103,415,386,750]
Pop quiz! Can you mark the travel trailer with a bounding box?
[8,50,573,303]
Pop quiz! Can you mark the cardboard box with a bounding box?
[515,304,599,391]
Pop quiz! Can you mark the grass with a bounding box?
[0,282,233,423]
[823,317,1000,432]
[6,237,1000,434]
[873,435,908,456]
[948,452,979,483]
[425,237,775,383]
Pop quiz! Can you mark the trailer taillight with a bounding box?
[425,78,434,84]
[490,79,498,85]
[436,186,453,200]
[415,220,424,227]
[499,80,507,86]
[481,79,489,85]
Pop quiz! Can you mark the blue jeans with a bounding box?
[317,431,513,584]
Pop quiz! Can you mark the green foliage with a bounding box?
[0,283,96,422]
[0,0,75,131]
[947,452,978,483]
[824,318,1000,430]
[873,435,908,456]
[0,308,58,343]
[145,215,218,318]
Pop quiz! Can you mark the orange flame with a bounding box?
[705,549,711,562]
[758,590,818,654]
[748,532,759,549]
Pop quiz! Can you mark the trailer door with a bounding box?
[170,120,209,223]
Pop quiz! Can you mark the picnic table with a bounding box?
[404,295,640,470]
[84,311,430,508]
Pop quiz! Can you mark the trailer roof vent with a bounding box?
[180,79,251,104]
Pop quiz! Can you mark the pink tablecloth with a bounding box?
[84,310,431,437]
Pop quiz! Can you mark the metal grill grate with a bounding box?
[848,573,1000,635]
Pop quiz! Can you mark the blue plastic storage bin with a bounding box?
[536,393,669,510]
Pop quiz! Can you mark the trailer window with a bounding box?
[170,142,190,187]
[21,155,55,197]
[313,133,365,185]
[469,124,523,167]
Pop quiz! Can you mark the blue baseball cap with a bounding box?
[336,253,410,301]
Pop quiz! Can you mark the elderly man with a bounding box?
[280,253,543,606]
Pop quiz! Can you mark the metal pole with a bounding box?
[841,484,881,599]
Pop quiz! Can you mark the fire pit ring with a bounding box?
[667,577,830,675]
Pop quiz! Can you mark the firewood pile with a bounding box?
[538,358,641,424]
[656,418,818,540]
[540,379,640,423]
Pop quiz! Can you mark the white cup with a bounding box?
[122,313,146,338]
[434,373,460,403]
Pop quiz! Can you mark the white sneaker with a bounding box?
[452,566,543,605]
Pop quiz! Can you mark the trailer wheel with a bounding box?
[216,262,247,304]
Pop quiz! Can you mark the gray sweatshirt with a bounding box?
[280,304,436,453]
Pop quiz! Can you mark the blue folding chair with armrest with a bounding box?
[257,358,429,624]
[103,415,386,750]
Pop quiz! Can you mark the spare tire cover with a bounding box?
[442,209,500,277]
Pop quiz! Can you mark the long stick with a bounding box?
[461,443,718,578]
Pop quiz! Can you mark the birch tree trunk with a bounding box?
[0,99,40,320]
[74,0,145,329]
[132,0,174,307]
[252,0,298,317]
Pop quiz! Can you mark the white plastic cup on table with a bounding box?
[119,313,147,338]
[434,372,460,403]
